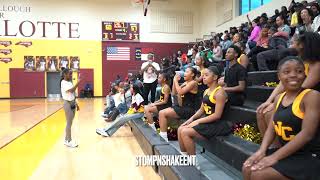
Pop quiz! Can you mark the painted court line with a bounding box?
[0,108,66,180]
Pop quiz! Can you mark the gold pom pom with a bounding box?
[233,124,262,144]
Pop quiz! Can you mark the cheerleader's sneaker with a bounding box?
[64,140,78,148]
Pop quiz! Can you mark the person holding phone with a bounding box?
[141,53,160,105]
[61,68,81,148]
[158,67,198,142]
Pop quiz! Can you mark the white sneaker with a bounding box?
[101,112,107,118]
[96,128,109,137]
[64,140,78,148]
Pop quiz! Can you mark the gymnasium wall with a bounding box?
[102,42,188,96]
[0,0,194,98]
[199,0,314,36]
[0,38,102,98]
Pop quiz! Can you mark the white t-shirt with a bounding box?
[39,61,46,71]
[61,80,75,101]
[61,60,68,68]
[141,61,160,84]
[113,92,125,107]
[73,61,79,69]
[50,61,56,71]
[131,93,144,106]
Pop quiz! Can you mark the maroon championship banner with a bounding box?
[102,21,139,41]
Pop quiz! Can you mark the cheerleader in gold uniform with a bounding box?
[144,73,172,131]
[178,66,232,155]
[243,57,320,180]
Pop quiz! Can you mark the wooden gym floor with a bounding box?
[0,98,160,180]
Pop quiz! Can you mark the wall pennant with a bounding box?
[15,41,33,47]
[0,49,12,55]
[0,41,12,47]
[0,57,12,63]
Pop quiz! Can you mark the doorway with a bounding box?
[47,72,61,98]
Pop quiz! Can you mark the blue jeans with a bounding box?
[104,95,115,115]
[104,113,144,136]
[117,103,128,114]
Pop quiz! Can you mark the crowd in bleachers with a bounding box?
[97,1,320,179]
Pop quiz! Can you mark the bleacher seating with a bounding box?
[122,0,320,178]
[127,69,278,179]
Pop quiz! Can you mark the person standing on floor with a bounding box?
[141,53,160,105]
[61,68,81,148]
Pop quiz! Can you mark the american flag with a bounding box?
[106,47,130,60]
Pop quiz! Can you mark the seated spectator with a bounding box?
[295,8,314,35]
[218,45,247,106]
[256,26,270,49]
[242,57,320,180]
[191,48,198,65]
[222,45,247,106]
[256,34,298,71]
[232,33,242,44]
[280,5,289,20]
[158,67,198,142]
[212,39,223,62]
[271,9,280,21]
[301,0,308,7]
[248,26,274,70]
[257,32,320,136]
[221,34,232,57]
[257,48,298,71]
[171,53,181,71]
[311,3,320,33]
[311,2,320,18]
[160,57,175,83]
[247,19,261,49]
[101,84,118,118]
[195,56,209,96]
[267,17,275,27]
[104,82,129,122]
[178,66,232,156]
[274,15,291,38]
[96,84,144,137]
[234,42,249,69]
[180,54,190,72]
[259,15,268,27]
[290,3,302,28]
[144,73,172,131]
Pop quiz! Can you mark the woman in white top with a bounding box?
[61,68,81,148]
[212,39,222,62]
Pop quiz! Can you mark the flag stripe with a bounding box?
[107,47,130,61]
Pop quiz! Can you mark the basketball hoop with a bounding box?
[131,0,144,7]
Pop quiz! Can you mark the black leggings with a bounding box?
[143,80,158,105]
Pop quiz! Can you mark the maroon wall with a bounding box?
[78,69,94,94]
[10,68,45,98]
[102,42,188,96]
